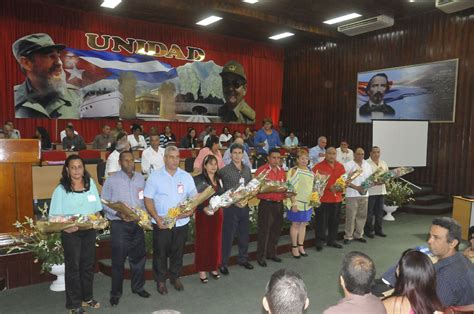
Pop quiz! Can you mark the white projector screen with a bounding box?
[372,120,428,167]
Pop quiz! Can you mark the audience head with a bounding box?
[131,124,141,135]
[263,118,273,131]
[244,127,251,135]
[119,151,135,175]
[340,140,349,151]
[267,148,281,168]
[150,134,160,150]
[340,251,376,296]
[65,125,75,138]
[150,126,158,135]
[263,269,309,314]
[318,136,327,148]
[187,128,196,139]
[209,128,217,136]
[233,136,244,146]
[295,149,309,168]
[115,120,123,130]
[115,134,130,152]
[164,125,172,135]
[233,131,242,138]
[222,127,230,134]
[354,147,365,162]
[325,147,337,163]
[102,125,111,136]
[60,154,91,192]
[164,145,180,171]
[428,217,461,259]
[3,123,13,138]
[370,146,381,161]
[393,249,443,313]
[289,131,296,139]
[205,135,220,152]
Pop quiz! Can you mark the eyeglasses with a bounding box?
[222,78,246,89]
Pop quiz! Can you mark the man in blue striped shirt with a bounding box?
[102,151,150,306]
[144,146,197,295]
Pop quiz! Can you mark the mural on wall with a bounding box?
[12,33,255,124]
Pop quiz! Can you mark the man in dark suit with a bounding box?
[359,73,395,116]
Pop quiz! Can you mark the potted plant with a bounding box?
[8,205,65,291]
[384,180,415,221]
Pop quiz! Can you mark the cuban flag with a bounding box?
[62,48,177,88]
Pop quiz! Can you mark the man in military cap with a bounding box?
[218,60,256,124]
[12,33,81,119]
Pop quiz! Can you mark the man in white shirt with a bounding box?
[60,122,78,141]
[141,134,165,175]
[343,148,373,244]
[309,136,327,167]
[364,146,389,238]
[105,136,130,177]
[336,140,354,164]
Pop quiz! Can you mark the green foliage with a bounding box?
[385,180,415,206]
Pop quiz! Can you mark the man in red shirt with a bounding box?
[255,148,287,267]
[312,147,346,251]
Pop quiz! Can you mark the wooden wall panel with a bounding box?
[282,9,473,195]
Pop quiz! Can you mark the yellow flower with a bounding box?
[167,207,181,218]
[310,192,319,203]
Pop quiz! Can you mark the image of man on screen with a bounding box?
[218,60,256,124]
[359,73,395,117]
[12,33,80,119]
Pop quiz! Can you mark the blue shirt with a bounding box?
[254,128,281,154]
[101,170,145,221]
[49,179,102,216]
[309,145,326,167]
[223,147,251,168]
[383,252,474,306]
[144,167,197,227]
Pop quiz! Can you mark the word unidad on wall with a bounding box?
[85,33,206,61]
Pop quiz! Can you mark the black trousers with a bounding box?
[221,205,249,266]
[152,223,188,283]
[110,220,146,297]
[314,202,341,245]
[61,229,96,310]
[256,200,283,260]
[365,195,385,235]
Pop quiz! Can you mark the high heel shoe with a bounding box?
[291,245,301,259]
[298,244,308,257]
[210,271,220,280]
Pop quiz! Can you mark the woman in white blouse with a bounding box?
[219,127,232,148]
[127,124,147,150]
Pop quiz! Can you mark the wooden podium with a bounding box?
[452,196,474,241]
[0,139,40,233]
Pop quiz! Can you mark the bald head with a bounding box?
[354,147,365,162]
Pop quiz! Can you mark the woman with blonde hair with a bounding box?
[286,149,314,258]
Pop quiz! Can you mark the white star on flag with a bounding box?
[66,64,85,81]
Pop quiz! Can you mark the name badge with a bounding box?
[239,177,245,186]
[177,184,184,194]
[87,194,97,202]
[138,190,144,200]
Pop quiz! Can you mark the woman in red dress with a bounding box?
[193,154,224,283]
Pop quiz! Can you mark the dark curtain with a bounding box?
[0,0,284,142]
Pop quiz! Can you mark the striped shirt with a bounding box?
[101,170,145,221]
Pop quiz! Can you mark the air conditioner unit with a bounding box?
[436,0,474,13]
[337,15,394,36]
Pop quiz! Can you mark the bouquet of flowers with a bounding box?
[208,170,269,212]
[360,166,414,195]
[333,169,363,193]
[36,213,109,233]
[310,171,330,208]
[259,180,295,195]
[101,199,152,231]
[162,185,216,229]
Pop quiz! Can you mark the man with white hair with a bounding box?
[309,136,327,167]
[105,133,130,177]
[12,33,80,118]
[263,269,309,314]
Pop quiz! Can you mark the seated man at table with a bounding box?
[105,133,130,177]
[62,125,86,151]
[382,217,474,306]
[141,134,165,175]
[92,124,115,150]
